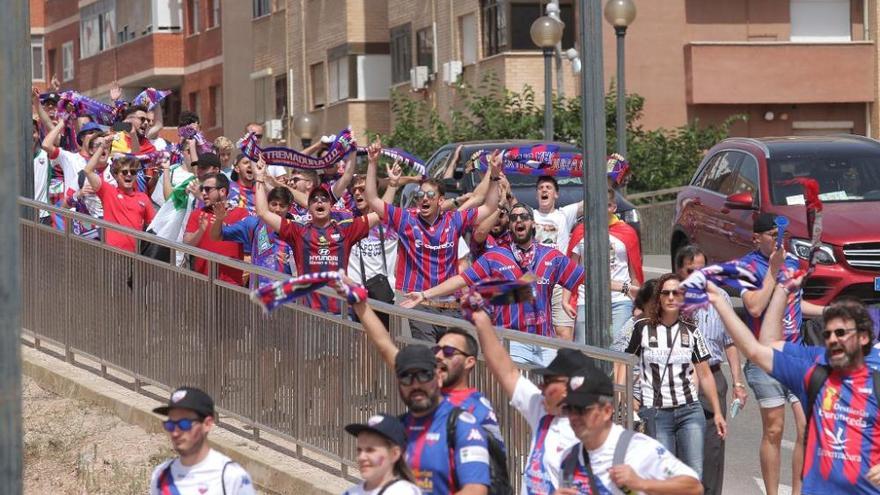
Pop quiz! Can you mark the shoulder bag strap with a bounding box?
[377,478,402,495]
[580,447,602,495]
[445,407,463,492]
[221,461,232,495]
[357,237,368,284]
[873,370,880,403]
[804,364,830,447]
[653,323,681,408]
[610,429,636,495]
[378,224,389,273]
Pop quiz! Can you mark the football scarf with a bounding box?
[251,270,368,313]
[239,129,356,169]
[680,262,759,315]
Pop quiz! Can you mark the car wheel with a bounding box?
[670,230,690,270]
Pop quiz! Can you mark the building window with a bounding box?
[209,86,222,128]
[310,62,326,109]
[62,42,75,82]
[459,13,478,65]
[207,0,220,28]
[275,75,287,118]
[80,0,115,58]
[162,89,182,126]
[189,91,200,119]
[31,36,44,81]
[416,27,434,73]
[187,0,200,34]
[481,1,574,56]
[328,56,351,104]
[253,0,271,18]
[791,0,851,42]
[390,24,412,84]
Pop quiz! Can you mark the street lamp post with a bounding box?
[292,114,319,148]
[604,0,636,157]
[530,16,564,141]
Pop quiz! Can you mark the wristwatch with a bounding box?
[734,382,746,389]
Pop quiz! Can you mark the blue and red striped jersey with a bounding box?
[738,250,803,342]
[469,230,513,261]
[278,215,369,311]
[385,204,478,293]
[228,181,256,214]
[461,244,584,337]
[772,350,880,494]
[221,216,293,288]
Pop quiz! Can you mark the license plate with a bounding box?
[875,277,880,292]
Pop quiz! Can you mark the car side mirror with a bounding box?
[724,191,755,210]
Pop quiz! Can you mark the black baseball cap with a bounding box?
[152,386,216,418]
[561,365,615,408]
[532,348,590,376]
[41,92,60,104]
[753,212,777,233]
[344,413,407,448]
[394,345,437,376]
[195,152,222,169]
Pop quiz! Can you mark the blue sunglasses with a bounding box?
[162,418,202,432]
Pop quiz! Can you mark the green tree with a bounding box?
[379,73,745,192]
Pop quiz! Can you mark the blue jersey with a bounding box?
[402,400,491,494]
[443,387,504,449]
[771,350,880,494]
[228,181,256,214]
[221,216,293,288]
[738,250,804,342]
[782,342,880,372]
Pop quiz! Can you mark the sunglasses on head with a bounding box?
[823,327,857,340]
[162,418,202,432]
[510,213,532,222]
[432,345,471,358]
[659,289,684,298]
[398,369,435,386]
[414,190,438,200]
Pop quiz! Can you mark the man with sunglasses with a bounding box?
[110,104,156,155]
[737,213,824,495]
[405,203,584,366]
[556,365,702,495]
[708,282,880,494]
[364,140,503,341]
[150,386,256,495]
[393,344,492,494]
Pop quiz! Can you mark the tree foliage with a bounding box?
[379,74,745,192]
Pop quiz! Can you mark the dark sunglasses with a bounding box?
[823,327,857,340]
[414,190,438,200]
[162,418,202,432]
[118,169,138,177]
[432,345,471,358]
[254,133,264,139]
[659,289,684,298]
[200,185,218,192]
[398,369,435,386]
[310,195,330,204]
[351,186,366,194]
[561,404,601,416]
[510,213,532,222]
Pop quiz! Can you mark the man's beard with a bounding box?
[442,363,464,388]
[401,388,439,414]
[827,344,859,369]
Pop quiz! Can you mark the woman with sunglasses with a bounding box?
[342,414,421,495]
[621,273,727,477]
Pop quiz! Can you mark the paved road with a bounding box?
[643,254,800,495]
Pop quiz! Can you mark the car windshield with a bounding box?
[768,151,880,205]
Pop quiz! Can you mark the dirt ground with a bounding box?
[23,375,174,494]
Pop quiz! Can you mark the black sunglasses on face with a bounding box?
[398,369,435,386]
[659,289,684,298]
[414,190,438,200]
[823,327,857,340]
[310,195,330,204]
[432,345,471,358]
[510,213,532,222]
[118,169,138,177]
[254,134,264,139]
[200,185,218,192]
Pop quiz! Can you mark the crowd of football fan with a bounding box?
[29,86,880,495]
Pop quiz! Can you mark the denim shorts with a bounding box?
[744,360,800,408]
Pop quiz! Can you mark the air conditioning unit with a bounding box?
[265,119,284,140]
[410,66,429,91]
[442,61,463,85]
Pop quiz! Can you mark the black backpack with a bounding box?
[561,429,634,495]
[804,364,880,449]
[446,407,513,495]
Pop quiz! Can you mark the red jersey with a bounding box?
[185,206,250,285]
[95,179,155,252]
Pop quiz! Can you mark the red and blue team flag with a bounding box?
[680,262,759,315]
[460,273,536,321]
[131,88,171,110]
[53,90,118,126]
[251,270,368,313]
[474,146,632,181]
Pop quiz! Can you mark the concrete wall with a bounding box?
[220,0,256,139]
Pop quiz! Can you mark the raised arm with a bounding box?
[400,275,468,308]
[364,137,387,219]
[146,103,163,140]
[472,209,501,245]
[32,87,54,131]
[381,160,402,204]
[443,144,463,179]
[469,302,520,398]
[208,202,227,241]
[352,300,398,369]
[742,247,785,317]
[82,138,106,191]
[253,156,283,232]
[475,150,502,223]
[707,283,774,373]
[41,119,66,156]
[331,152,357,200]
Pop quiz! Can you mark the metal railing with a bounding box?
[19,197,636,485]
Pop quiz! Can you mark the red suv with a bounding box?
[671,136,880,305]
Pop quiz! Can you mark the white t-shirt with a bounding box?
[34,150,49,217]
[342,479,423,495]
[151,137,169,151]
[50,148,104,218]
[149,449,256,495]
[533,202,580,253]
[511,375,579,495]
[573,234,631,305]
[348,225,399,288]
[564,423,699,494]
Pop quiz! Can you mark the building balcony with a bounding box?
[685,41,874,105]
[77,33,185,92]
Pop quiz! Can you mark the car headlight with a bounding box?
[790,238,836,264]
[621,208,640,224]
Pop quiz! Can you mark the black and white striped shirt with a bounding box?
[624,318,711,409]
